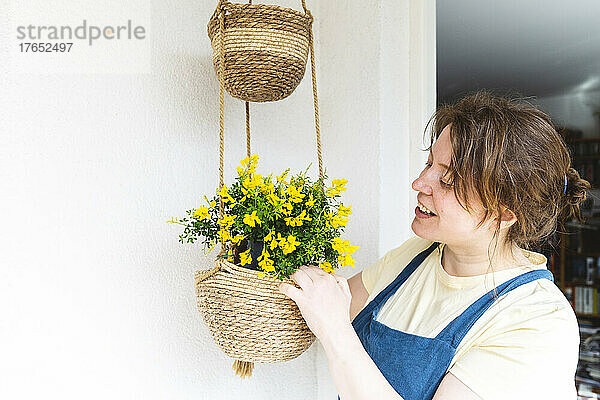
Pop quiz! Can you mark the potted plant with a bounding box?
[168,154,358,377]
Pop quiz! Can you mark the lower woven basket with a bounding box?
[195,258,316,377]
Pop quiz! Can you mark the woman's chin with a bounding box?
[411,218,438,242]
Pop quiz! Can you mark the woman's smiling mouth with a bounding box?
[416,201,437,218]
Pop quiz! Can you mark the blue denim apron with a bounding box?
[337,242,553,400]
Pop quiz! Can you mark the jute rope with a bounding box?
[307,21,323,181]
[218,5,226,250]
[245,101,251,157]
[215,0,323,210]
[200,0,321,378]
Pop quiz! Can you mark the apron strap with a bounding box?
[435,268,554,348]
[371,242,441,318]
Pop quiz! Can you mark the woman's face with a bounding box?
[411,125,495,246]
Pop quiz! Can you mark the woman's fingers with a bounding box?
[278,282,303,303]
[335,275,351,297]
[299,265,329,279]
[289,268,315,288]
[282,265,346,302]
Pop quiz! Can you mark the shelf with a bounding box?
[573,155,600,160]
[577,313,600,320]
[576,375,600,389]
[565,221,599,230]
[568,138,600,143]
[563,250,600,257]
[565,281,600,289]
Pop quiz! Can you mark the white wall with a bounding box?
[1,0,435,399]
[536,89,600,138]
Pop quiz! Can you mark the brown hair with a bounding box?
[426,91,591,250]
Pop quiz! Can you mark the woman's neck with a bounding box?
[441,240,531,277]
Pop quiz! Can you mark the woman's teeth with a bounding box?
[418,203,436,216]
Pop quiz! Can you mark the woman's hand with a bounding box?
[278,265,353,341]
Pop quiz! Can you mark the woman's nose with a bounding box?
[412,175,432,195]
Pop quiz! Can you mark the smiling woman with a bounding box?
[280,91,590,400]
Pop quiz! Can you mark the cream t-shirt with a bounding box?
[360,236,580,400]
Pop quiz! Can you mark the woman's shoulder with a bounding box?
[490,274,579,339]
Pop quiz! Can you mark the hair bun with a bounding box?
[563,167,591,221]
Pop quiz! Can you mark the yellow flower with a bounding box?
[284,215,300,227]
[286,185,305,203]
[338,204,352,217]
[346,244,359,255]
[193,206,210,220]
[267,192,281,205]
[319,261,335,273]
[258,249,275,272]
[210,200,216,208]
[326,188,338,197]
[285,210,312,227]
[240,249,252,266]
[239,154,259,174]
[326,212,348,229]
[243,211,261,227]
[218,214,236,228]
[255,175,266,190]
[257,272,265,277]
[242,174,263,192]
[331,237,359,255]
[274,232,283,245]
[280,235,300,255]
[306,193,316,208]
[269,238,279,250]
[218,185,235,204]
[326,178,348,197]
[262,180,275,194]
[231,234,245,245]
[262,262,275,273]
[240,155,258,167]
[218,185,228,198]
[339,254,356,267]
[277,170,289,183]
[217,228,232,242]
[280,201,293,216]
[264,231,274,242]
[166,216,178,224]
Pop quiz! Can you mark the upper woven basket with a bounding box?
[207,0,314,102]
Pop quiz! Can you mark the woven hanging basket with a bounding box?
[195,257,316,377]
[207,0,313,102]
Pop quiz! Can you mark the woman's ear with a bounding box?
[498,206,518,230]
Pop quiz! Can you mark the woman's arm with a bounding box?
[348,271,369,321]
[279,266,481,400]
[321,323,405,400]
[433,373,483,400]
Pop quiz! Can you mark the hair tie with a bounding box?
[563,174,568,195]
